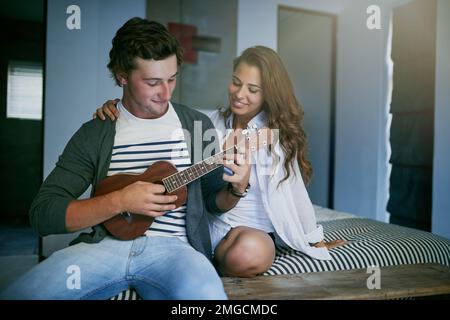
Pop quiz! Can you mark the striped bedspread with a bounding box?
[111,217,450,299]
[266,218,450,275]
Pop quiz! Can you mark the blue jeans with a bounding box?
[0,236,227,300]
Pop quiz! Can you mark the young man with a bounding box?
[0,18,250,300]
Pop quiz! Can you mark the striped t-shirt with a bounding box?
[107,101,191,241]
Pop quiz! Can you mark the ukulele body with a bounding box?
[94,161,187,240]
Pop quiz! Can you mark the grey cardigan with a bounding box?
[29,103,226,260]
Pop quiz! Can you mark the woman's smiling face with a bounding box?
[228,62,264,121]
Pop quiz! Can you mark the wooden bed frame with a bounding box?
[222,263,450,299]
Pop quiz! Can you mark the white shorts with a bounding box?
[207,214,232,254]
[207,215,277,255]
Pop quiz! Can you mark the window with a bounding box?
[7,61,43,120]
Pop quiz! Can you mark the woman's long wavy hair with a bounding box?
[222,46,312,185]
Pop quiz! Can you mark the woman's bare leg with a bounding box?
[213,226,275,278]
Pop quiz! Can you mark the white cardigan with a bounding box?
[210,110,332,260]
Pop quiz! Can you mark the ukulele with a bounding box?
[94,127,272,240]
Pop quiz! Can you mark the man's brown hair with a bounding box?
[107,17,183,86]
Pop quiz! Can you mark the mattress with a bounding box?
[266,217,450,275]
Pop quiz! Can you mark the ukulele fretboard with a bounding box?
[162,147,234,193]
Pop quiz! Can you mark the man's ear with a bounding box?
[117,73,128,87]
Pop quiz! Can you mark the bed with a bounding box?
[265,206,450,275]
[111,206,450,299]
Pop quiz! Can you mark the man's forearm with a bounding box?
[65,191,123,232]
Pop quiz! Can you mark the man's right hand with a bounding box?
[93,98,120,120]
[66,181,177,232]
[116,181,178,217]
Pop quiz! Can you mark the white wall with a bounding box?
[278,9,334,207]
[432,0,450,239]
[44,0,146,178]
[334,1,393,221]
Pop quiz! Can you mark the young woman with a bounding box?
[94,46,346,278]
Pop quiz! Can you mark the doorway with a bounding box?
[0,0,44,258]
[387,0,437,231]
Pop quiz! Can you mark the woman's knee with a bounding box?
[217,229,275,277]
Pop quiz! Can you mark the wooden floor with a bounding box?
[222,263,450,300]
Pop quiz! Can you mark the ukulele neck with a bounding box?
[162,146,234,193]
